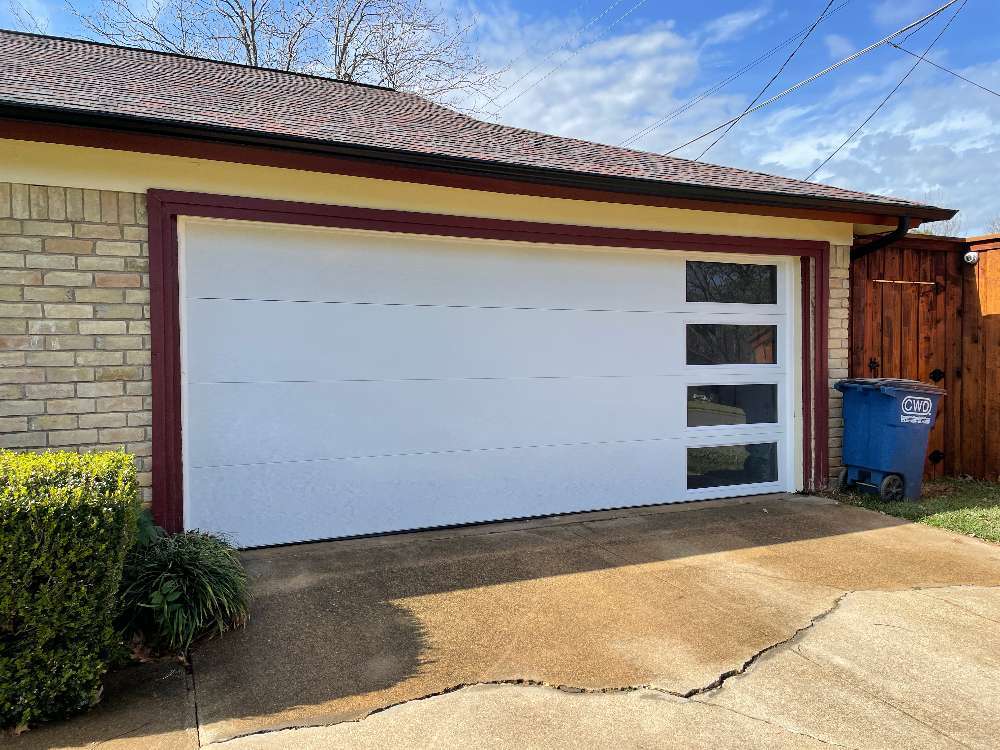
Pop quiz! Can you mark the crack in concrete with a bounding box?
[709,566,846,591]
[872,622,915,632]
[788,647,978,750]
[202,592,852,746]
[198,584,1000,747]
[93,719,155,747]
[691,698,860,749]
[674,591,849,699]
[916,588,1000,626]
[204,680,663,746]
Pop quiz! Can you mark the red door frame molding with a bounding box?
[148,189,830,533]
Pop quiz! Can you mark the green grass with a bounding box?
[838,478,1000,544]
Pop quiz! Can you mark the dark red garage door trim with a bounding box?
[148,189,830,533]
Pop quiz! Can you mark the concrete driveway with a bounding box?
[18,494,1000,749]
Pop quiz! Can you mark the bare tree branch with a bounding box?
[911,191,965,238]
[8,0,49,33]
[914,216,965,237]
[69,0,498,103]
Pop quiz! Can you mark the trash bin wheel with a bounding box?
[879,474,905,502]
[836,468,850,492]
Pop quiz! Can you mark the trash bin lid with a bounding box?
[835,377,945,395]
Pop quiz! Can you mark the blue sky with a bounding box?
[4,0,999,231]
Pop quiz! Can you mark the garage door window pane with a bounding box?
[686,325,777,365]
[687,443,778,489]
[686,261,777,304]
[687,384,778,427]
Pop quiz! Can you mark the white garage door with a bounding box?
[180,218,800,547]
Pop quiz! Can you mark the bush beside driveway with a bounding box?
[0,451,139,731]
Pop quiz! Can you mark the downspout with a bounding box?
[851,216,910,261]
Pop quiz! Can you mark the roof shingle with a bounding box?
[0,30,947,217]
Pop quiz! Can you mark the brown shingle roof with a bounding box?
[0,30,951,219]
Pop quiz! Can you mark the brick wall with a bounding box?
[0,182,152,501]
[827,244,851,478]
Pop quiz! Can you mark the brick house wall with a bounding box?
[0,180,852,499]
[827,244,851,477]
[0,182,152,501]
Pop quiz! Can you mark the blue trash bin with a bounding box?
[834,378,945,501]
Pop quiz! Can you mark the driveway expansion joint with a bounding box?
[187,656,204,748]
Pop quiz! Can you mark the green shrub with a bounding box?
[0,450,139,729]
[134,506,166,547]
[118,530,250,654]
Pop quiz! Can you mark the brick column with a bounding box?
[827,244,851,479]
[0,183,152,502]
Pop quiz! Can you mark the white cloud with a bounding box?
[872,0,939,27]
[472,15,710,147]
[823,33,853,59]
[466,4,1000,234]
[724,60,1000,232]
[701,5,770,46]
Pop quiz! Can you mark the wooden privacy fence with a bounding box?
[850,233,1000,480]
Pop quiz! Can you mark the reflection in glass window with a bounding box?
[686,261,778,304]
[687,384,778,427]
[687,443,778,489]
[686,325,777,365]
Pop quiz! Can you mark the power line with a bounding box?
[696,0,836,161]
[899,12,937,44]
[618,0,856,149]
[491,0,651,116]
[890,42,1000,98]
[484,0,631,110]
[660,0,963,157]
[805,0,968,181]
